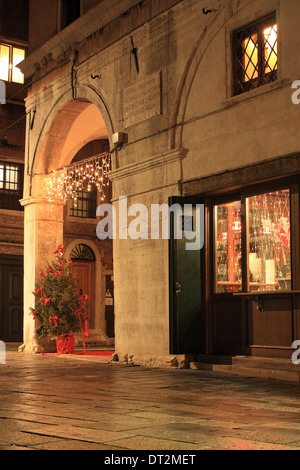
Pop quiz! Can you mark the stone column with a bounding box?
[20,197,65,353]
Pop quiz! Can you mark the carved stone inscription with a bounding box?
[123,72,161,128]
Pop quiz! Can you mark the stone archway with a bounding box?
[21,90,114,352]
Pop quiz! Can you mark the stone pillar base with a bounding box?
[112,353,193,369]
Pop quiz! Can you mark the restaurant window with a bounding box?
[69,188,97,219]
[0,44,25,84]
[215,188,291,293]
[0,162,24,210]
[233,13,277,95]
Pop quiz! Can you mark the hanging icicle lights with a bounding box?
[44,153,111,206]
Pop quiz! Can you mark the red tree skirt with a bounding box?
[40,350,114,357]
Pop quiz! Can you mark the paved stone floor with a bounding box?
[0,345,300,451]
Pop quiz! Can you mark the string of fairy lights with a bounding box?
[44,152,111,206]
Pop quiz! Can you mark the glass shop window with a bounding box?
[0,44,25,84]
[214,189,291,294]
[247,190,291,291]
[233,13,277,95]
[215,200,242,293]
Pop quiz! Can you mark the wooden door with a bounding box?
[71,261,95,329]
[0,257,23,342]
[169,196,205,354]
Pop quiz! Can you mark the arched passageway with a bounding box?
[22,97,114,352]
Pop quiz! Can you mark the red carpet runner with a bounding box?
[40,350,114,357]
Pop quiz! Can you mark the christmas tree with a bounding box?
[30,244,88,343]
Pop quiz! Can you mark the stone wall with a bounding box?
[20,0,300,360]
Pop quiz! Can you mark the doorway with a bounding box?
[169,180,300,359]
[70,244,95,329]
[0,255,23,342]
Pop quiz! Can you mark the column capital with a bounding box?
[20,196,66,207]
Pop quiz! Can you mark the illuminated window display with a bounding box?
[247,190,291,291]
[215,189,291,294]
[215,201,242,293]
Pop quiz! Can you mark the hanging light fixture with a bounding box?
[44,152,111,205]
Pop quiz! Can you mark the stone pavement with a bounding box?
[0,344,300,451]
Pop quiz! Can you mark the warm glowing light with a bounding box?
[0,45,9,81]
[232,220,242,231]
[12,47,25,84]
[261,226,273,235]
[44,153,111,204]
[243,33,258,82]
[242,23,277,82]
[264,24,277,73]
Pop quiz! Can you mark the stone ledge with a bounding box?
[190,362,300,383]
[112,353,192,369]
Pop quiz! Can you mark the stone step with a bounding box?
[231,355,299,371]
[190,355,300,383]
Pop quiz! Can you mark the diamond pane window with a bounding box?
[242,33,258,82]
[233,13,277,95]
[264,24,277,74]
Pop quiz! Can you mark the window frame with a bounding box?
[213,178,297,295]
[232,12,278,96]
[0,161,24,211]
[0,42,26,84]
[69,187,97,219]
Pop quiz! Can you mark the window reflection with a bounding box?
[247,190,291,291]
[215,201,242,293]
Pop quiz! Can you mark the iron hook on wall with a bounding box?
[131,36,139,74]
[203,8,212,14]
[30,108,36,130]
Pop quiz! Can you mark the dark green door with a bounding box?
[169,197,205,354]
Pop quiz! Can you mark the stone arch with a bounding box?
[29,84,115,197]
[170,0,248,149]
[65,239,101,264]
[64,238,110,342]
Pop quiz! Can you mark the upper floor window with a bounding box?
[60,0,81,30]
[0,161,24,211]
[69,188,97,219]
[0,43,25,84]
[233,13,277,96]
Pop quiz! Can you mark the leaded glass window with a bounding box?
[233,13,277,95]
